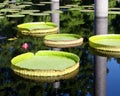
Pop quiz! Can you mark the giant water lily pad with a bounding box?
[0,16,4,19]
[29,13,49,16]
[43,10,63,14]
[18,4,31,8]
[6,14,25,18]
[89,34,120,52]
[44,34,83,48]
[65,4,79,8]
[108,11,120,15]
[0,5,5,8]
[40,2,53,4]
[69,7,82,11]
[0,9,19,13]
[11,50,79,77]
[17,22,58,37]
[32,3,45,6]
[22,1,33,5]
[20,10,40,15]
[21,9,40,12]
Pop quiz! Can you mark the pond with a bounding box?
[0,1,120,96]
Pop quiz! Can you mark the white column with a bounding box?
[94,17,108,35]
[51,0,59,10]
[51,0,60,33]
[94,0,108,17]
[51,0,61,51]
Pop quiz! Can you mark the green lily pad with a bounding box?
[18,22,57,30]
[44,34,83,48]
[22,1,33,5]
[69,7,82,11]
[20,10,40,14]
[18,4,31,8]
[0,5,5,8]
[82,5,94,8]
[80,9,94,13]
[14,55,75,70]
[17,22,58,37]
[32,3,45,6]
[6,14,25,18]
[89,34,120,51]
[11,50,79,76]
[40,2,53,4]
[65,4,79,8]
[22,9,40,12]
[0,14,3,16]
[29,13,49,16]
[109,8,120,11]
[8,37,17,41]
[108,11,120,15]
[43,10,63,14]
[20,11,33,15]
[0,16,4,19]
[44,34,81,40]
[0,9,19,13]
[60,6,71,9]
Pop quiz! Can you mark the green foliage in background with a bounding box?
[109,0,117,7]
[0,0,120,96]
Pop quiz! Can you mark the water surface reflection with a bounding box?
[90,17,120,96]
[1,3,120,96]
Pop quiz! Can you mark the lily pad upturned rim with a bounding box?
[14,67,79,82]
[17,22,58,31]
[11,50,79,76]
[44,34,83,48]
[17,22,58,36]
[44,34,82,41]
[89,34,120,51]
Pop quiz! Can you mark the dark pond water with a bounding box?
[0,1,120,96]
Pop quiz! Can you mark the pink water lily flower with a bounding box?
[22,43,29,50]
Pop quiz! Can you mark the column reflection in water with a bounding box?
[94,56,107,96]
[94,17,108,96]
[53,81,60,96]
